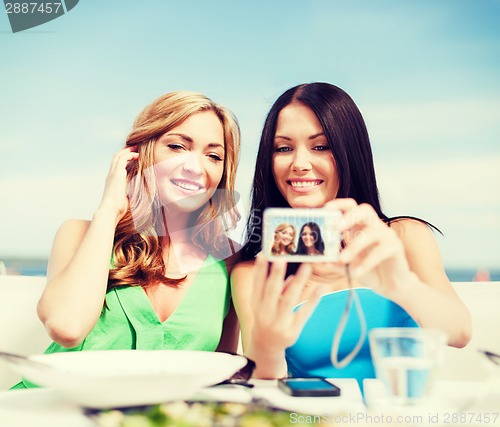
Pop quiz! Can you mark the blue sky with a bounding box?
[1,0,499,269]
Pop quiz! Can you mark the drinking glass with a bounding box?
[369,328,447,405]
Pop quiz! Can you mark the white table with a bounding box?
[364,378,500,427]
[0,378,363,427]
[1,378,499,427]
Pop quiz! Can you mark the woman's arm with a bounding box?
[387,219,472,347]
[328,198,472,348]
[37,148,139,348]
[231,257,319,378]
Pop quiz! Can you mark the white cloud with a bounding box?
[364,99,500,148]
[377,154,500,209]
[377,154,500,268]
[0,136,28,155]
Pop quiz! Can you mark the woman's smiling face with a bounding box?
[300,225,316,248]
[272,102,339,208]
[153,110,225,213]
[279,226,295,246]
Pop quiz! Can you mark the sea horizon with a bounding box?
[1,257,499,283]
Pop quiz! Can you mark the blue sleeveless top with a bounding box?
[285,288,418,386]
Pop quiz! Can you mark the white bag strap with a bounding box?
[330,264,367,368]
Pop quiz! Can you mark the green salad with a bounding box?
[90,400,324,427]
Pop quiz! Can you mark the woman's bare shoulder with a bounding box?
[58,218,91,232]
[389,218,450,286]
[52,219,92,246]
[47,219,93,280]
[389,218,441,259]
[389,217,435,241]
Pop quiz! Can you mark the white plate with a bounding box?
[9,350,247,408]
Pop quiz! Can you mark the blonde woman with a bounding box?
[271,223,296,255]
[13,91,241,388]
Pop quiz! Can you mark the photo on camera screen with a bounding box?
[263,208,342,263]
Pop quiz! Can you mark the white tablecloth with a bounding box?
[1,378,499,427]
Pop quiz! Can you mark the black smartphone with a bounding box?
[278,377,341,397]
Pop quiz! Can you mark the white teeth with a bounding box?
[290,181,320,188]
[172,180,201,191]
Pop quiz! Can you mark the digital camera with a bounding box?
[263,208,342,263]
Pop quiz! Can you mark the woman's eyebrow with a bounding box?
[274,133,325,141]
[309,132,325,140]
[207,142,224,150]
[165,132,193,143]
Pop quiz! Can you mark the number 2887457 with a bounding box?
[5,3,63,14]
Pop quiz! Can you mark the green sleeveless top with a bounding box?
[12,255,230,389]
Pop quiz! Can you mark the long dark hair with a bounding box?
[242,82,439,261]
[295,222,325,255]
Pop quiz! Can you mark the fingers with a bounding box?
[333,202,391,265]
[258,258,308,317]
[251,259,314,351]
[350,230,404,277]
[110,147,140,171]
[328,200,411,289]
[253,257,312,324]
[252,254,290,312]
[105,149,140,190]
[324,198,357,213]
[337,203,381,233]
[263,258,287,304]
[326,199,382,236]
[321,261,345,274]
[279,263,312,313]
[118,147,140,165]
[339,225,386,264]
[100,147,140,217]
[252,253,269,308]
[292,288,323,331]
[350,243,393,277]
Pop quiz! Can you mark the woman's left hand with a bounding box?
[325,198,412,297]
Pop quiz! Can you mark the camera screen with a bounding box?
[263,208,341,263]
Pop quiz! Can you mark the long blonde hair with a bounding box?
[108,91,240,288]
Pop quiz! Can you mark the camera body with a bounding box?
[263,208,342,263]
